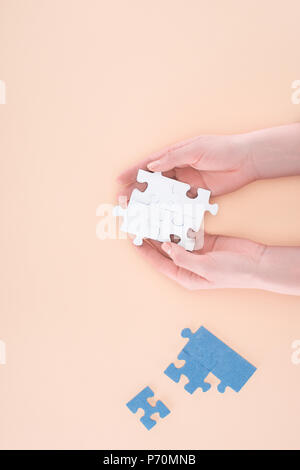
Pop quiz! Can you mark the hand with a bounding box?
[136,236,300,295]
[117,124,300,198]
[136,235,266,291]
[117,134,257,198]
[116,125,300,296]
[116,133,256,250]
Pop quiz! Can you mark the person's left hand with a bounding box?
[116,133,256,201]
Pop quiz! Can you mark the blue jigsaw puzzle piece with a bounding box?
[181,326,256,393]
[164,349,211,394]
[212,352,256,393]
[181,327,218,369]
[126,386,170,430]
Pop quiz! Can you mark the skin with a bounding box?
[117,124,300,296]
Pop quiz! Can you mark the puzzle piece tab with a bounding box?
[126,386,170,430]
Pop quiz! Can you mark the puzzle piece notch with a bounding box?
[164,350,211,394]
[181,327,257,393]
[137,169,218,219]
[157,209,197,251]
[136,170,191,205]
[126,386,170,430]
[136,170,216,217]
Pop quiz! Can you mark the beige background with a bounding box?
[1,0,300,450]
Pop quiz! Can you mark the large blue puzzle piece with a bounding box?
[182,327,257,393]
[126,386,170,430]
[164,349,211,394]
[165,326,256,394]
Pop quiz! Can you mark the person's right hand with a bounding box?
[136,235,300,296]
[117,134,257,198]
[135,234,266,291]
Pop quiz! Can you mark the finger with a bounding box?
[146,239,168,256]
[117,160,149,185]
[116,183,135,203]
[147,139,201,172]
[117,136,199,185]
[117,150,169,185]
[161,242,212,279]
[135,242,181,280]
[198,234,219,253]
[198,233,257,254]
[191,233,233,254]
[187,227,204,251]
[174,167,207,190]
[135,242,208,289]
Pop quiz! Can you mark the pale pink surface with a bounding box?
[1,0,300,450]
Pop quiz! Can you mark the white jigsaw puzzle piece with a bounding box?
[113,201,160,246]
[114,169,218,251]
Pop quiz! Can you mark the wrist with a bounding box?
[256,245,300,296]
[241,124,300,180]
[230,133,259,183]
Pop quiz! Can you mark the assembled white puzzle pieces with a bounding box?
[164,326,257,394]
[126,386,170,430]
[114,169,218,250]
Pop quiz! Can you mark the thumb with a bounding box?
[147,140,200,172]
[161,242,210,278]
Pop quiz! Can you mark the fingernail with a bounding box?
[147,160,160,170]
[162,242,171,254]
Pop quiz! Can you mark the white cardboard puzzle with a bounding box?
[114,169,218,251]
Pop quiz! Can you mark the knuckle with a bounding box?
[164,149,172,162]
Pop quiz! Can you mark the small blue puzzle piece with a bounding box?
[126,386,170,430]
[165,326,256,394]
[164,349,211,394]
